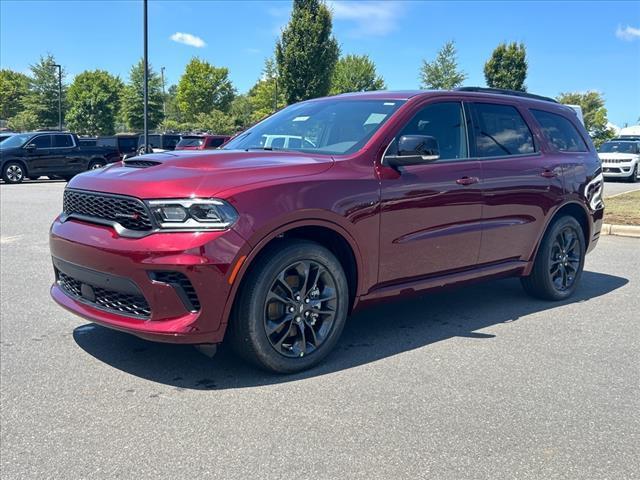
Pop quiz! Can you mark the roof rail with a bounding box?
[455,87,558,104]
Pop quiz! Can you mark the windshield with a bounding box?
[223,99,405,155]
[599,142,638,154]
[177,137,204,148]
[0,133,33,149]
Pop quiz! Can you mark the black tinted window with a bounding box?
[119,138,138,151]
[30,135,51,149]
[398,102,468,160]
[471,103,535,157]
[163,136,180,149]
[53,134,74,148]
[209,138,225,148]
[97,138,117,147]
[531,110,589,152]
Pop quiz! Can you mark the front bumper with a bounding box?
[50,216,247,344]
[602,164,637,178]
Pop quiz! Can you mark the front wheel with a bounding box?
[2,162,25,184]
[521,216,585,301]
[628,163,639,183]
[229,240,349,373]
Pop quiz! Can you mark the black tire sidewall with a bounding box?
[232,240,349,373]
[536,216,586,300]
[2,162,26,184]
[89,160,105,170]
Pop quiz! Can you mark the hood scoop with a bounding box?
[124,159,162,168]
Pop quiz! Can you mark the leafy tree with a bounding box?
[557,91,615,147]
[119,59,164,131]
[419,41,466,90]
[276,0,339,103]
[230,94,254,130]
[65,70,123,135]
[247,58,286,123]
[22,54,66,128]
[7,111,39,131]
[163,85,183,123]
[194,110,235,134]
[484,42,527,91]
[176,58,235,120]
[330,54,385,95]
[0,69,30,120]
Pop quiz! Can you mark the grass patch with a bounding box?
[604,190,640,226]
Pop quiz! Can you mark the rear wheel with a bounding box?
[2,162,25,184]
[521,216,585,300]
[229,240,349,373]
[88,160,106,170]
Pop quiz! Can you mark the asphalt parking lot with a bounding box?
[1,181,639,479]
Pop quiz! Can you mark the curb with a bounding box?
[601,223,640,238]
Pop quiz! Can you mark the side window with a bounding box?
[29,135,52,149]
[209,138,225,148]
[53,134,74,148]
[398,102,468,160]
[471,103,535,157]
[531,109,588,152]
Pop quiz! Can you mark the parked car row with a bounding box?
[0,131,231,184]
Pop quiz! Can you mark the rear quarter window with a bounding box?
[531,109,588,152]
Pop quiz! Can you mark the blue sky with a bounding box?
[1,0,639,126]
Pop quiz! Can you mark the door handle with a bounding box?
[540,169,558,178]
[456,176,479,186]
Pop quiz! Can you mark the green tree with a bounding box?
[229,94,254,130]
[176,58,235,120]
[194,110,235,134]
[247,58,285,123]
[22,54,66,128]
[557,91,615,147]
[0,69,30,120]
[119,59,164,131]
[330,54,385,95]
[65,70,123,135]
[7,111,39,131]
[484,42,527,91]
[276,0,339,103]
[419,41,466,90]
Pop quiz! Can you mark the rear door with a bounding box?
[378,100,483,284]
[51,134,85,174]
[468,101,565,265]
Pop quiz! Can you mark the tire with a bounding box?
[521,216,586,301]
[228,239,349,373]
[137,147,147,156]
[2,161,26,184]
[628,163,638,183]
[88,160,106,170]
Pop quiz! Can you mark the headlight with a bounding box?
[146,198,238,231]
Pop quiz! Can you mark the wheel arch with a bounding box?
[222,220,364,330]
[529,201,590,266]
[2,158,29,178]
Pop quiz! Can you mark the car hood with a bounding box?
[598,152,638,160]
[67,149,334,199]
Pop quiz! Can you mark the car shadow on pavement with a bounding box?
[73,270,628,390]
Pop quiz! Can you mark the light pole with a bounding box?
[160,66,166,117]
[53,64,62,130]
[143,0,149,152]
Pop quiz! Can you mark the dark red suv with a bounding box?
[50,88,604,373]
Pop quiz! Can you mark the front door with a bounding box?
[24,134,54,174]
[378,101,483,285]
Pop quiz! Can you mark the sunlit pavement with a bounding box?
[1,182,638,479]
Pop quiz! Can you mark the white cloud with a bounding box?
[327,1,406,37]
[615,25,640,41]
[170,32,206,48]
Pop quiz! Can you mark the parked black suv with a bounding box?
[0,131,119,184]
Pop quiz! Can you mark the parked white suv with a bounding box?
[598,140,640,182]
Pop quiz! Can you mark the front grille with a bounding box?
[63,189,153,231]
[150,271,200,312]
[124,160,161,168]
[58,271,151,319]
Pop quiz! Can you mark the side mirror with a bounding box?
[24,143,37,151]
[386,135,440,167]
